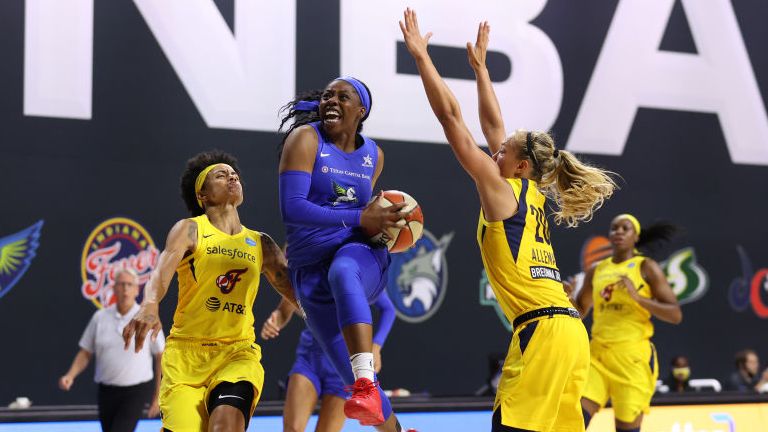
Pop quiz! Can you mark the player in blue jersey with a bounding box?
[278,77,412,432]
[261,292,396,432]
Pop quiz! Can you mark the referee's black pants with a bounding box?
[97,380,153,432]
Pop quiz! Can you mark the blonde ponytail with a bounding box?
[517,130,617,227]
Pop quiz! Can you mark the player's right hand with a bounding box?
[361,194,409,233]
[260,310,282,340]
[123,303,162,353]
[58,375,74,391]
[399,8,433,61]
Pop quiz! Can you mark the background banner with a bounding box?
[1,1,767,404]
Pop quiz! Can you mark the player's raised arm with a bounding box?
[400,9,499,183]
[400,8,516,221]
[467,21,506,155]
[123,219,195,352]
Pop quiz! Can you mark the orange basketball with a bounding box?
[364,190,424,253]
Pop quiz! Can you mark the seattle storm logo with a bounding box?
[386,231,453,323]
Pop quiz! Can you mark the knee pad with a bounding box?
[208,381,254,429]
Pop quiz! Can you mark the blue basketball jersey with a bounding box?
[286,122,379,267]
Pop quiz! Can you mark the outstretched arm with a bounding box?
[123,219,196,352]
[400,9,517,221]
[467,21,506,154]
[399,9,499,185]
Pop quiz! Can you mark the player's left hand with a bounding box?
[373,343,383,374]
[620,276,640,301]
[466,21,490,72]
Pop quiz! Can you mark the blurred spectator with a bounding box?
[58,269,164,432]
[728,349,768,392]
[664,355,692,393]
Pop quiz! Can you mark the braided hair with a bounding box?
[278,79,373,155]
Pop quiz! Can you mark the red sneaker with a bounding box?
[344,378,385,425]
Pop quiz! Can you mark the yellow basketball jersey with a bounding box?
[590,255,653,344]
[477,178,571,320]
[170,215,263,342]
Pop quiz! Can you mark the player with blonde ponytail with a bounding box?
[401,11,616,431]
[518,130,617,227]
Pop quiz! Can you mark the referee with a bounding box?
[59,269,164,432]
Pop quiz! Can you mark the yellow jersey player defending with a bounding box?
[573,215,682,432]
[402,11,617,431]
[123,150,299,432]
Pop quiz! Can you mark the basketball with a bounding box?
[364,190,424,253]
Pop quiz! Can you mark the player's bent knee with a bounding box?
[208,381,255,430]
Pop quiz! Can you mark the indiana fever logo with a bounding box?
[729,246,768,318]
[216,268,248,294]
[81,217,158,309]
[386,231,453,323]
[0,220,44,300]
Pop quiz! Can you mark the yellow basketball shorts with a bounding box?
[494,314,590,432]
[582,340,658,423]
[159,338,265,431]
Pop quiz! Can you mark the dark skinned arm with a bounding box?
[123,219,196,352]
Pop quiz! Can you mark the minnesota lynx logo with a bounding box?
[386,231,453,323]
[479,269,512,331]
[331,181,357,206]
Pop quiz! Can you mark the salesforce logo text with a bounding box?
[206,246,257,263]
